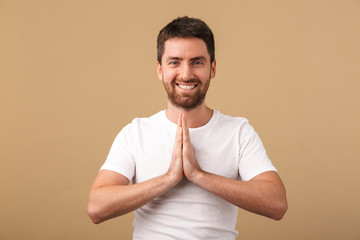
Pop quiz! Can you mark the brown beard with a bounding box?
[162,77,210,110]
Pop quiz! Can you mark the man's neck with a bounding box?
[165,102,213,128]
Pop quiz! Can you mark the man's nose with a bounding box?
[179,63,193,81]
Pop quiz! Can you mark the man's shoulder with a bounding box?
[124,110,166,131]
[214,110,249,126]
[214,110,259,139]
[115,111,166,139]
[130,110,164,124]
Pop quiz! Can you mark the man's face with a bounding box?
[157,37,216,110]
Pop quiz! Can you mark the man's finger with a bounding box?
[175,114,183,148]
[182,115,190,143]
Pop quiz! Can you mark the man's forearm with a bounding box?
[87,172,179,224]
[190,170,288,220]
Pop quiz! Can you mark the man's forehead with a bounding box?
[162,37,209,59]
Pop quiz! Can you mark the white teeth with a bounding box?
[178,84,195,90]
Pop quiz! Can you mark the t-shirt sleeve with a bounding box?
[238,121,277,181]
[100,124,136,182]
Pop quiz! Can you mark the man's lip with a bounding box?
[176,83,198,90]
[175,82,198,85]
[175,83,199,86]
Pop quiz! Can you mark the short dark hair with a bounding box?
[157,16,215,65]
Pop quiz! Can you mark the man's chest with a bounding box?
[133,127,240,183]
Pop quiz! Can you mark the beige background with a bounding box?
[1,0,360,239]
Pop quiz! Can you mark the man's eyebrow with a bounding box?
[165,56,208,62]
[166,57,182,61]
[190,56,207,62]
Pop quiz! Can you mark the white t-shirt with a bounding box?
[100,110,277,240]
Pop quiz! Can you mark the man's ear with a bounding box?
[157,61,163,81]
[211,59,216,79]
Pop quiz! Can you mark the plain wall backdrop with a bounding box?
[1,0,360,239]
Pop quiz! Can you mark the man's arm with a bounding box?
[87,170,179,224]
[181,117,288,220]
[190,171,287,220]
[87,116,184,224]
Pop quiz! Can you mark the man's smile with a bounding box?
[176,83,198,90]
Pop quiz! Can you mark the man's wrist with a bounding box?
[187,168,206,184]
[164,171,183,187]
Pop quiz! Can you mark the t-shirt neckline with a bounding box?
[161,109,218,132]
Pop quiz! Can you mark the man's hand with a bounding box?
[167,114,203,182]
[166,115,184,184]
[181,116,203,181]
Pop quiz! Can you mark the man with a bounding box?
[87,16,287,239]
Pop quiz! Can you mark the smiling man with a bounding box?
[87,16,287,239]
[159,37,213,110]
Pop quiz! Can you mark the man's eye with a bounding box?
[169,61,178,65]
[193,61,203,65]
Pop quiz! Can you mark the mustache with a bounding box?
[173,78,201,84]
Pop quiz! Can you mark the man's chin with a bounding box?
[170,97,204,110]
